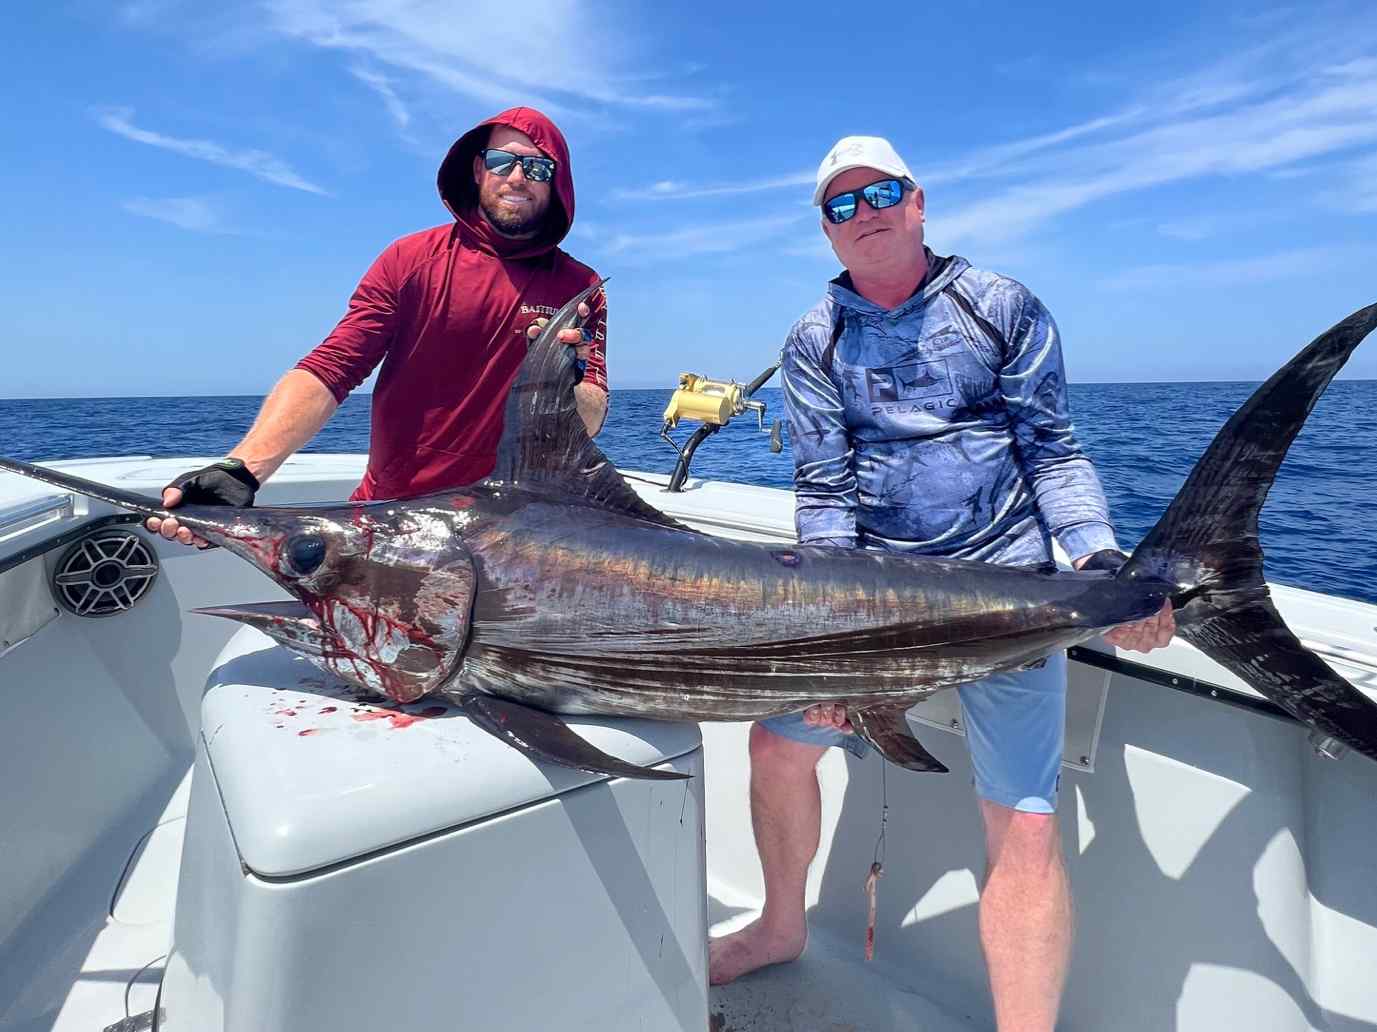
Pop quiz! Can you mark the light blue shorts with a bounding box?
[758,652,1067,814]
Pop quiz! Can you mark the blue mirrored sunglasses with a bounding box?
[481,148,557,183]
[822,177,909,224]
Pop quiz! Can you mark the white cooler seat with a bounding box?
[159,628,707,1031]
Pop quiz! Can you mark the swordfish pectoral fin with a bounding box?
[849,704,949,773]
[458,692,691,782]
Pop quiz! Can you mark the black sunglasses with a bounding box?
[480,148,557,183]
[822,177,910,224]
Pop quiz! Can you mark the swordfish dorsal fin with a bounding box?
[489,281,689,530]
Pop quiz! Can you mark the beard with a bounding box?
[479,189,548,238]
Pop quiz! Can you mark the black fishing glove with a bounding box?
[165,458,259,508]
[1077,548,1130,575]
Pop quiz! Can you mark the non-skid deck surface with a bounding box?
[0,773,190,1032]
[709,900,980,1032]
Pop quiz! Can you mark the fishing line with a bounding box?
[872,760,888,869]
[864,759,888,961]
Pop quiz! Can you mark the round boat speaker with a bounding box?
[52,530,160,617]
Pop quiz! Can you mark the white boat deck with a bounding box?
[0,775,189,1032]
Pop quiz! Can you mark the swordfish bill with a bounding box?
[2,289,1376,779]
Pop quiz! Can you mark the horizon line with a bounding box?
[4,377,1377,402]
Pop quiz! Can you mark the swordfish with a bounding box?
[3,290,1377,780]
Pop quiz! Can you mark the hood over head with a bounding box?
[438,106,576,259]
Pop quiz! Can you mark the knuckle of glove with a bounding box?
[166,461,258,507]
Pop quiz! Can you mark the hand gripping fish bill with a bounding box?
[3,291,1376,781]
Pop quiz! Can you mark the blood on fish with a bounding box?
[225,527,286,573]
[298,729,319,737]
[317,596,441,701]
[319,706,338,714]
[351,513,379,556]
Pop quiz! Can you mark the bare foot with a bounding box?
[709,918,807,986]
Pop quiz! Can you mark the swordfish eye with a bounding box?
[282,534,327,577]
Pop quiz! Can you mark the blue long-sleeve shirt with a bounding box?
[782,252,1117,567]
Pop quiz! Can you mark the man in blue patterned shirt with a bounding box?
[708,136,1174,1031]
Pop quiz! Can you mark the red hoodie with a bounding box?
[296,107,607,501]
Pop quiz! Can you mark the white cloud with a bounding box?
[609,23,1377,255]
[601,212,809,261]
[617,53,1377,258]
[262,0,712,118]
[1266,165,1324,181]
[780,234,837,263]
[930,70,1377,250]
[568,219,603,241]
[1325,56,1377,79]
[918,108,1149,188]
[1156,217,1223,242]
[610,170,814,203]
[122,196,230,233]
[1154,212,1287,241]
[120,0,180,22]
[1100,247,1340,291]
[1349,188,1377,214]
[604,111,1145,203]
[95,107,328,195]
[349,65,411,129]
[1318,150,1377,213]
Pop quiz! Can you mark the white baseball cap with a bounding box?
[813,135,915,206]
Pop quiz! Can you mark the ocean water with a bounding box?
[2,382,1375,605]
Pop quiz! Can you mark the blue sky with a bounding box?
[3,0,1376,398]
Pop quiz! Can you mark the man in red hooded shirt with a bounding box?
[149,107,606,545]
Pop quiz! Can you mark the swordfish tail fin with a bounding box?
[1119,302,1377,762]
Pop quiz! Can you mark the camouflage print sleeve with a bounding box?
[782,316,858,547]
[998,289,1119,561]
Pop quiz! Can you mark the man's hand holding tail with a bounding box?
[1073,549,1176,652]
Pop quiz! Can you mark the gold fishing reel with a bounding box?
[660,368,783,491]
[662,373,768,431]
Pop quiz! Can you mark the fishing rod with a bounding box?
[659,359,782,492]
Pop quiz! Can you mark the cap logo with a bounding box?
[829,140,866,166]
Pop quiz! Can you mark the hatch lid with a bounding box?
[202,628,701,878]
